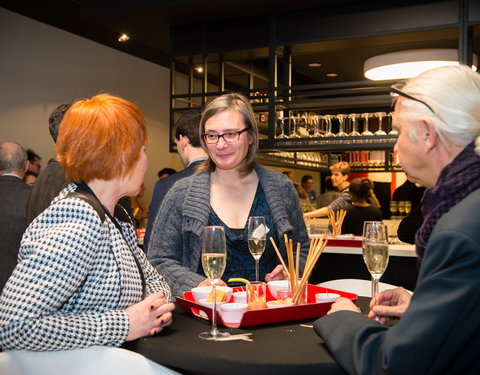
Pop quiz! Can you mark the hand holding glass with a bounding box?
[199,226,229,340]
[362,221,389,299]
[248,216,267,281]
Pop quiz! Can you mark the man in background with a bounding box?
[144,109,207,251]
[0,141,31,292]
[25,148,42,177]
[26,104,70,224]
[301,174,317,202]
[157,167,177,180]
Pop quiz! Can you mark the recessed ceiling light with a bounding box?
[326,73,338,77]
[308,62,322,68]
[118,33,130,42]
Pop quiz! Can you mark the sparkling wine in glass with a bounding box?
[199,226,229,340]
[362,221,389,300]
[248,216,267,282]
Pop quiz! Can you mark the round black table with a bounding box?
[123,298,370,374]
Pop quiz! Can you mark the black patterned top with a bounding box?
[0,183,171,351]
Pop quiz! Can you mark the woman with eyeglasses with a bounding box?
[147,93,309,296]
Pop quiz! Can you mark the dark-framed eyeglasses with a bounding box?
[390,85,435,114]
[202,127,250,144]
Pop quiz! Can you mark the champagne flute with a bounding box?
[248,216,267,282]
[199,226,229,340]
[362,221,389,299]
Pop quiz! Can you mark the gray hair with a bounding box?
[395,65,480,148]
[0,141,27,173]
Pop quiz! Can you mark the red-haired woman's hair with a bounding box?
[56,94,147,183]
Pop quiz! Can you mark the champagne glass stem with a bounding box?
[255,259,260,282]
[211,282,218,337]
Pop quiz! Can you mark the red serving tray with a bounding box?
[325,235,362,248]
[176,284,357,328]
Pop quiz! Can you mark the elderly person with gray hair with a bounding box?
[314,65,480,374]
[147,93,309,296]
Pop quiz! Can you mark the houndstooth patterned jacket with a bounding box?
[0,183,172,351]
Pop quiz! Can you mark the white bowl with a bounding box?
[315,293,341,303]
[191,286,233,303]
[221,303,248,327]
[198,298,227,309]
[233,291,247,304]
[267,280,289,299]
[266,300,293,309]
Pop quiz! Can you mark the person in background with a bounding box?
[0,94,174,356]
[316,176,339,208]
[341,178,382,236]
[145,109,207,251]
[148,93,309,296]
[23,171,37,186]
[282,170,308,200]
[26,104,70,224]
[131,182,149,229]
[157,167,176,180]
[0,141,31,293]
[304,161,351,218]
[25,148,41,177]
[301,175,317,202]
[314,65,480,374]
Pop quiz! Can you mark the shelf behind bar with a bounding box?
[259,135,397,152]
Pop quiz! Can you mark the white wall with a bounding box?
[0,8,184,204]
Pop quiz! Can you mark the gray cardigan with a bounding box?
[147,164,310,297]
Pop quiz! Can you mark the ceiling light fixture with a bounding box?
[308,62,322,68]
[326,73,338,77]
[364,49,478,81]
[118,33,130,42]
[194,66,204,73]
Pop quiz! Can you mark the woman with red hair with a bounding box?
[0,95,174,364]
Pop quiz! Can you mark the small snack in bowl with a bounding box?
[267,280,289,299]
[191,286,233,303]
[266,298,293,308]
[206,289,227,302]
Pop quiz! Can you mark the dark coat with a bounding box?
[0,175,31,292]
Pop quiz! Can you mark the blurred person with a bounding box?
[304,161,351,218]
[157,167,176,180]
[145,109,207,251]
[23,171,37,186]
[0,94,174,358]
[316,176,339,208]
[341,178,382,236]
[148,93,309,296]
[26,104,70,224]
[301,175,317,202]
[314,65,480,374]
[0,141,31,293]
[282,170,307,200]
[25,148,41,177]
[131,182,149,229]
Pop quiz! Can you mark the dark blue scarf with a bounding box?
[416,141,480,261]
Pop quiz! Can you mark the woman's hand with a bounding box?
[265,265,288,282]
[368,287,411,324]
[125,292,175,341]
[327,297,360,314]
[197,278,227,287]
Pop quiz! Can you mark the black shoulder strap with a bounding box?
[64,191,106,222]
